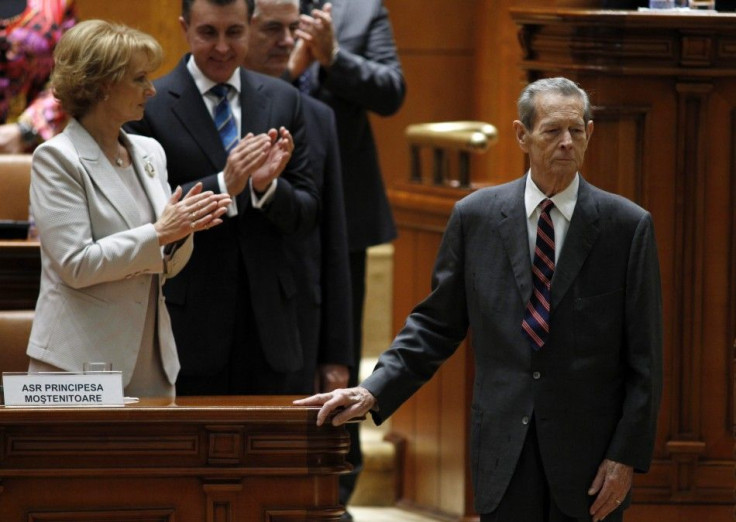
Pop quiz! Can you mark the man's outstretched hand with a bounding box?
[293,386,377,426]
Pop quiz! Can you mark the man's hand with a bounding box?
[223,133,271,196]
[295,3,338,67]
[250,127,294,192]
[293,386,376,426]
[287,39,313,80]
[588,459,633,522]
[314,364,349,394]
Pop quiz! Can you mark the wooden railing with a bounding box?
[404,121,498,189]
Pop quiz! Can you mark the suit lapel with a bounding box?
[120,131,167,219]
[240,69,270,134]
[69,120,139,230]
[497,178,532,304]
[167,59,226,170]
[551,177,600,309]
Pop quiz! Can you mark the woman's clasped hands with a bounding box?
[154,182,231,245]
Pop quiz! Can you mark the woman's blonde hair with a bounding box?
[52,19,163,119]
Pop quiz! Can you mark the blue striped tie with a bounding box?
[298,68,314,94]
[521,198,555,350]
[209,84,238,154]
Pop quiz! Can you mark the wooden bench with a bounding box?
[0,154,32,222]
[0,309,33,373]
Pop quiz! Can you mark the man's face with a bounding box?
[514,92,593,193]
[180,0,250,84]
[244,0,299,77]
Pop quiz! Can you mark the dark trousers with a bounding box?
[480,418,624,522]
[339,249,367,505]
[175,266,304,396]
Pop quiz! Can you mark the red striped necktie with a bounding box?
[522,198,555,350]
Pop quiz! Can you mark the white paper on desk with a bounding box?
[2,372,124,407]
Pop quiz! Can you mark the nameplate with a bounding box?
[2,372,124,407]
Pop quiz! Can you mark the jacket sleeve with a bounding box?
[31,140,165,289]
[257,92,320,236]
[363,203,470,423]
[319,1,406,116]
[605,212,663,472]
[316,108,353,367]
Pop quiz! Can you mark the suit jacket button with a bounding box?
[522,416,530,425]
[533,371,541,380]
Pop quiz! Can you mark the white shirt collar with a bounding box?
[524,171,579,222]
[186,55,241,96]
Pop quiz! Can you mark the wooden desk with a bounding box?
[0,396,349,521]
[0,240,40,310]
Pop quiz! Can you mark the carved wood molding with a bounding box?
[511,8,736,77]
[0,398,348,520]
[670,82,712,454]
[730,109,736,436]
[203,482,242,522]
[584,104,649,205]
[27,509,176,522]
[264,508,343,521]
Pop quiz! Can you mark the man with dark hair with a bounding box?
[297,77,663,522]
[127,0,319,395]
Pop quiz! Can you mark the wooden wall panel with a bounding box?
[388,219,474,519]
[370,54,475,185]
[582,105,649,203]
[473,0,527,184]
[75,0,186,80]
[473,0,600,185]
[377,0,478,189]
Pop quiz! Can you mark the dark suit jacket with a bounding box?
[304,0,406,251]
[362,176,663,517]
[126,56,319,376]
[285,94,353,392]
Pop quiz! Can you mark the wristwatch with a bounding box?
[17,121,40,147]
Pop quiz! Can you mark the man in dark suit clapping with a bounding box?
[127,0,319,396]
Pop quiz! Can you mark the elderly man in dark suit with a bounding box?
[243,0,353,395]
[296,77,663,522]
[126,0,319,395]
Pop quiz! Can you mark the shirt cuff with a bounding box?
[250,178,278,209]
[217,171,239,217]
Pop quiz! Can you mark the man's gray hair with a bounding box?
[517,77,592,130]
[253,0,298,16]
